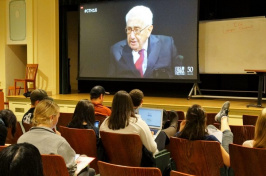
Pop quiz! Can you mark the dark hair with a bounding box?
[30,89,49,105]
[68,99,95,128]
[129,89,144,107]
[178,104,207,140]
[90,85,107,99]
[108,91,136,130]
[0,110,17,136]
[0,143,44,176]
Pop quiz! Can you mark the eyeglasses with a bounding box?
[125,25,150,35]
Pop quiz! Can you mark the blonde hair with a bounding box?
[32,100,59,126]
[253,108,266,148]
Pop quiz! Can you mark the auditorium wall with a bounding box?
[0,0,59,97]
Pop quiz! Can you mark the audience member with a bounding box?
[129,89,144,111]
[0,110,17,145]
[243,108,266,148]
[68,99,99,139]
[176,103,232,167]
[0,143,44,176]
[17,100,95,176]
[22,89,52,124]
[129,89,178,139]
[90,85,111,116]
[100,90,158,155]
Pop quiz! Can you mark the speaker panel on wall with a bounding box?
[9,0,26,41]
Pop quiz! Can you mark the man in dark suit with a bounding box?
[108,5,182,78]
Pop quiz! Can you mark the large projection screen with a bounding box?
[79,0,199,82]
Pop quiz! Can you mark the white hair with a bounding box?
[125,6,153,26]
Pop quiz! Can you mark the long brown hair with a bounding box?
[108,91,136,130]
[178,104,207,140]
[253,108,266,148]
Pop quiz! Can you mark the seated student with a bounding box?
[22,89,52,124]
[100,90,158,155]
[129,89,178,140]
[90,85,111,116]
[0,110,17,146]
[68,99,99,139]
[243,108,266,148]
[175,103,232,167]
[0,143,44,176]
[17,100,95,176]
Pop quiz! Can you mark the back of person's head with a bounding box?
[30,89,51,105]
[90,85,109,100]
[0,143,44,176]
[129,89,144,108]
[0,109,17,136]
[70,99,95,128]
[178,104,207,140]
[254,108,266,148]
[168,110,179,122]
[126,5,153,26]
[32,99,59,126]
[108,90,136,130]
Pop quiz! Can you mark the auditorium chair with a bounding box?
[59,126,99,173]
[4,86,21,109]
[41,154,69,176]
[22,122,32,132]
[242,114,258,126]
[98,161,162,176]
[14,64,38,95]
[100,131,143,167]
[0,145,7,152]
[206,112,217,126]
[56,112,73,131]
[5,122,23,144]
[170,170,196,176]
[229,125,255,145]
[229,144,266,176]
[170,137,224,176]
[0,89,4,110]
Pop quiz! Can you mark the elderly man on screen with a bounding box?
[108,5,182,78]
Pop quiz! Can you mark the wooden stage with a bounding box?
[8,93,265,125]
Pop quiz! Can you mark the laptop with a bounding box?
[138,107,163,139]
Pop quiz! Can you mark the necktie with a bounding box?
[135,49,144,77]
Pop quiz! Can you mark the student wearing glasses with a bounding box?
[108,5,182,78]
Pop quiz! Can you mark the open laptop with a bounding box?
[138,107,163,139]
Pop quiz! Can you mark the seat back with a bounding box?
[206,113,217,126]
[229,125,255,145]
[59,126,98,173]
[22,122,33,132]
[176,111,185,120]
[242,115,258,126]
[56,112,73,131]
[229,144,266,176]
[170,137,224,176]
[98,161,162,176]
[5,122,23,144]
[170,170,196,176]
[95,114,107,127]
[0,90,3,110]
[100,131,143,166]
[0,145,7,152]
[25,64,38,80]
[41,154,69,176]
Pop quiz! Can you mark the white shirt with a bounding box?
[132,40,148,74]
[100,114,158,155]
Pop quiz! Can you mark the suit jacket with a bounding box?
[108,35,182,78]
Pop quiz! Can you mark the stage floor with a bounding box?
[8,93,265,125]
